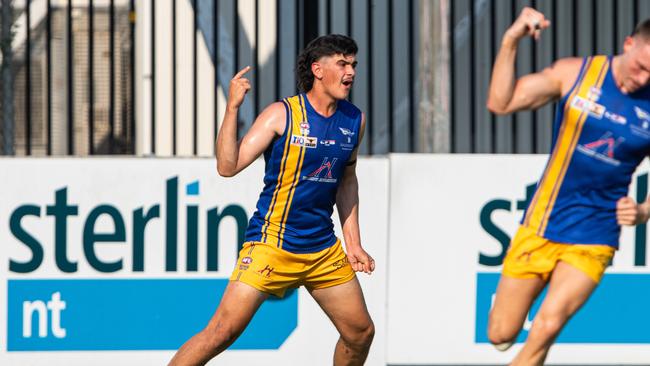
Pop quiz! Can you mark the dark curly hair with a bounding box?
[296,34,358,93]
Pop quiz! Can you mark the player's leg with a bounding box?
[168,281,268,366]
[509,261,597,366]
[510,244,613,365]
[309,277,374,366]
[303,241,374,365]
[488,227,549,349]
[488,275,546,349]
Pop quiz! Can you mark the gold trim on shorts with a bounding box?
[229,239,356,297]
[502,226,615,283]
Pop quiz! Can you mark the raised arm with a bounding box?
[216,67,285,177]
[336,113,374,274]
[486,7,579,115]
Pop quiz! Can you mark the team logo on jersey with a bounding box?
[571,95,605,119]
[242,257,253,265]
[604,111,627,125]
[635,106,650,121]
[300,122,311,135]
[587,87,602,102]
[339,127,355,143]
[303,157,338,183]
[291,135,317,148]
[320,139,336,146]
[576,132,623,166]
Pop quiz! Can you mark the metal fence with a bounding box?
[1,0,422,156]
[451,0,650,153]
[3,0,650,156]
[0,0,135,156]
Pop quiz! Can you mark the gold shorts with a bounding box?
[230,239,356,297]
[502,226,615,283]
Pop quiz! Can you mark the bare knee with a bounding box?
[341,320,375,351]
[487,314,518,345]
[529,314,564,342]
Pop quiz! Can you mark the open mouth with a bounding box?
[342,80,354,87]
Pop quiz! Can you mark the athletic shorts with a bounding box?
[229,239,356,297]
[502,226,615,283]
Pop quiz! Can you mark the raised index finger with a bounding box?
[234,66,251,79]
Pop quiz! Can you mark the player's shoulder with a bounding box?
[545,57,584,78]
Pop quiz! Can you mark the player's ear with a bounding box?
[311,61,323,80]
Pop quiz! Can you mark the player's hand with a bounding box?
[226,66,252,111]
[505,7,550,42]
[616,196,648,226]
[346,246,375,275]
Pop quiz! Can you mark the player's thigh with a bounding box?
[490,275,546,332]
[536,261,598,322]
[309,277,373,338]
[204,281,269,335]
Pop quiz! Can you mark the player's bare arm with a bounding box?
[487,7,582,114]
[216,66,286,177]
[336,113,374,275]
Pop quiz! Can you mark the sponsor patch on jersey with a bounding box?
[300,122,311,135]
[320,139,336,146]
[571,95,605,119]
[587,87,602,102]
[339,127,355,136]
[576,132,623,167]
[635,106,650,121]
[291,135,318,148]
[604,111,627,125]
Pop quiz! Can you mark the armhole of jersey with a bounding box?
[354,109,362,149]
[271,100,292,150]
[558,57,589,104]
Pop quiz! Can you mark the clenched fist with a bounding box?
[505,7,551,42]
[616,196,649,226]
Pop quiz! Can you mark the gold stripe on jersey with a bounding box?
[524,56,610,236]
[264,95,308,247]
[261,99,293,242]
[277,94,309,248]
[523,58,593,227]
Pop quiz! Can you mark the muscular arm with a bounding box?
[486,7,581,115]
[216,67,285,177]
[336,113,374,274]
[216,102,285,177]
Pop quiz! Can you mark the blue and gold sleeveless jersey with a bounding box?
[522,55,650,247]
[244,94,362,253]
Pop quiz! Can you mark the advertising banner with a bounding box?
[0,158,388,366]
[387,154,650,365]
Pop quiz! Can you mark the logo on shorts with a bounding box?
[258,265,274,278]
[517,251,532,263]
[332,257,349,269]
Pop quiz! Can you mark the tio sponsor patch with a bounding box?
[291,135,317,148]
[571,95,605,119]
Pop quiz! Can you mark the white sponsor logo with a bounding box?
[290,135,318,148]
[571,95,605,119]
